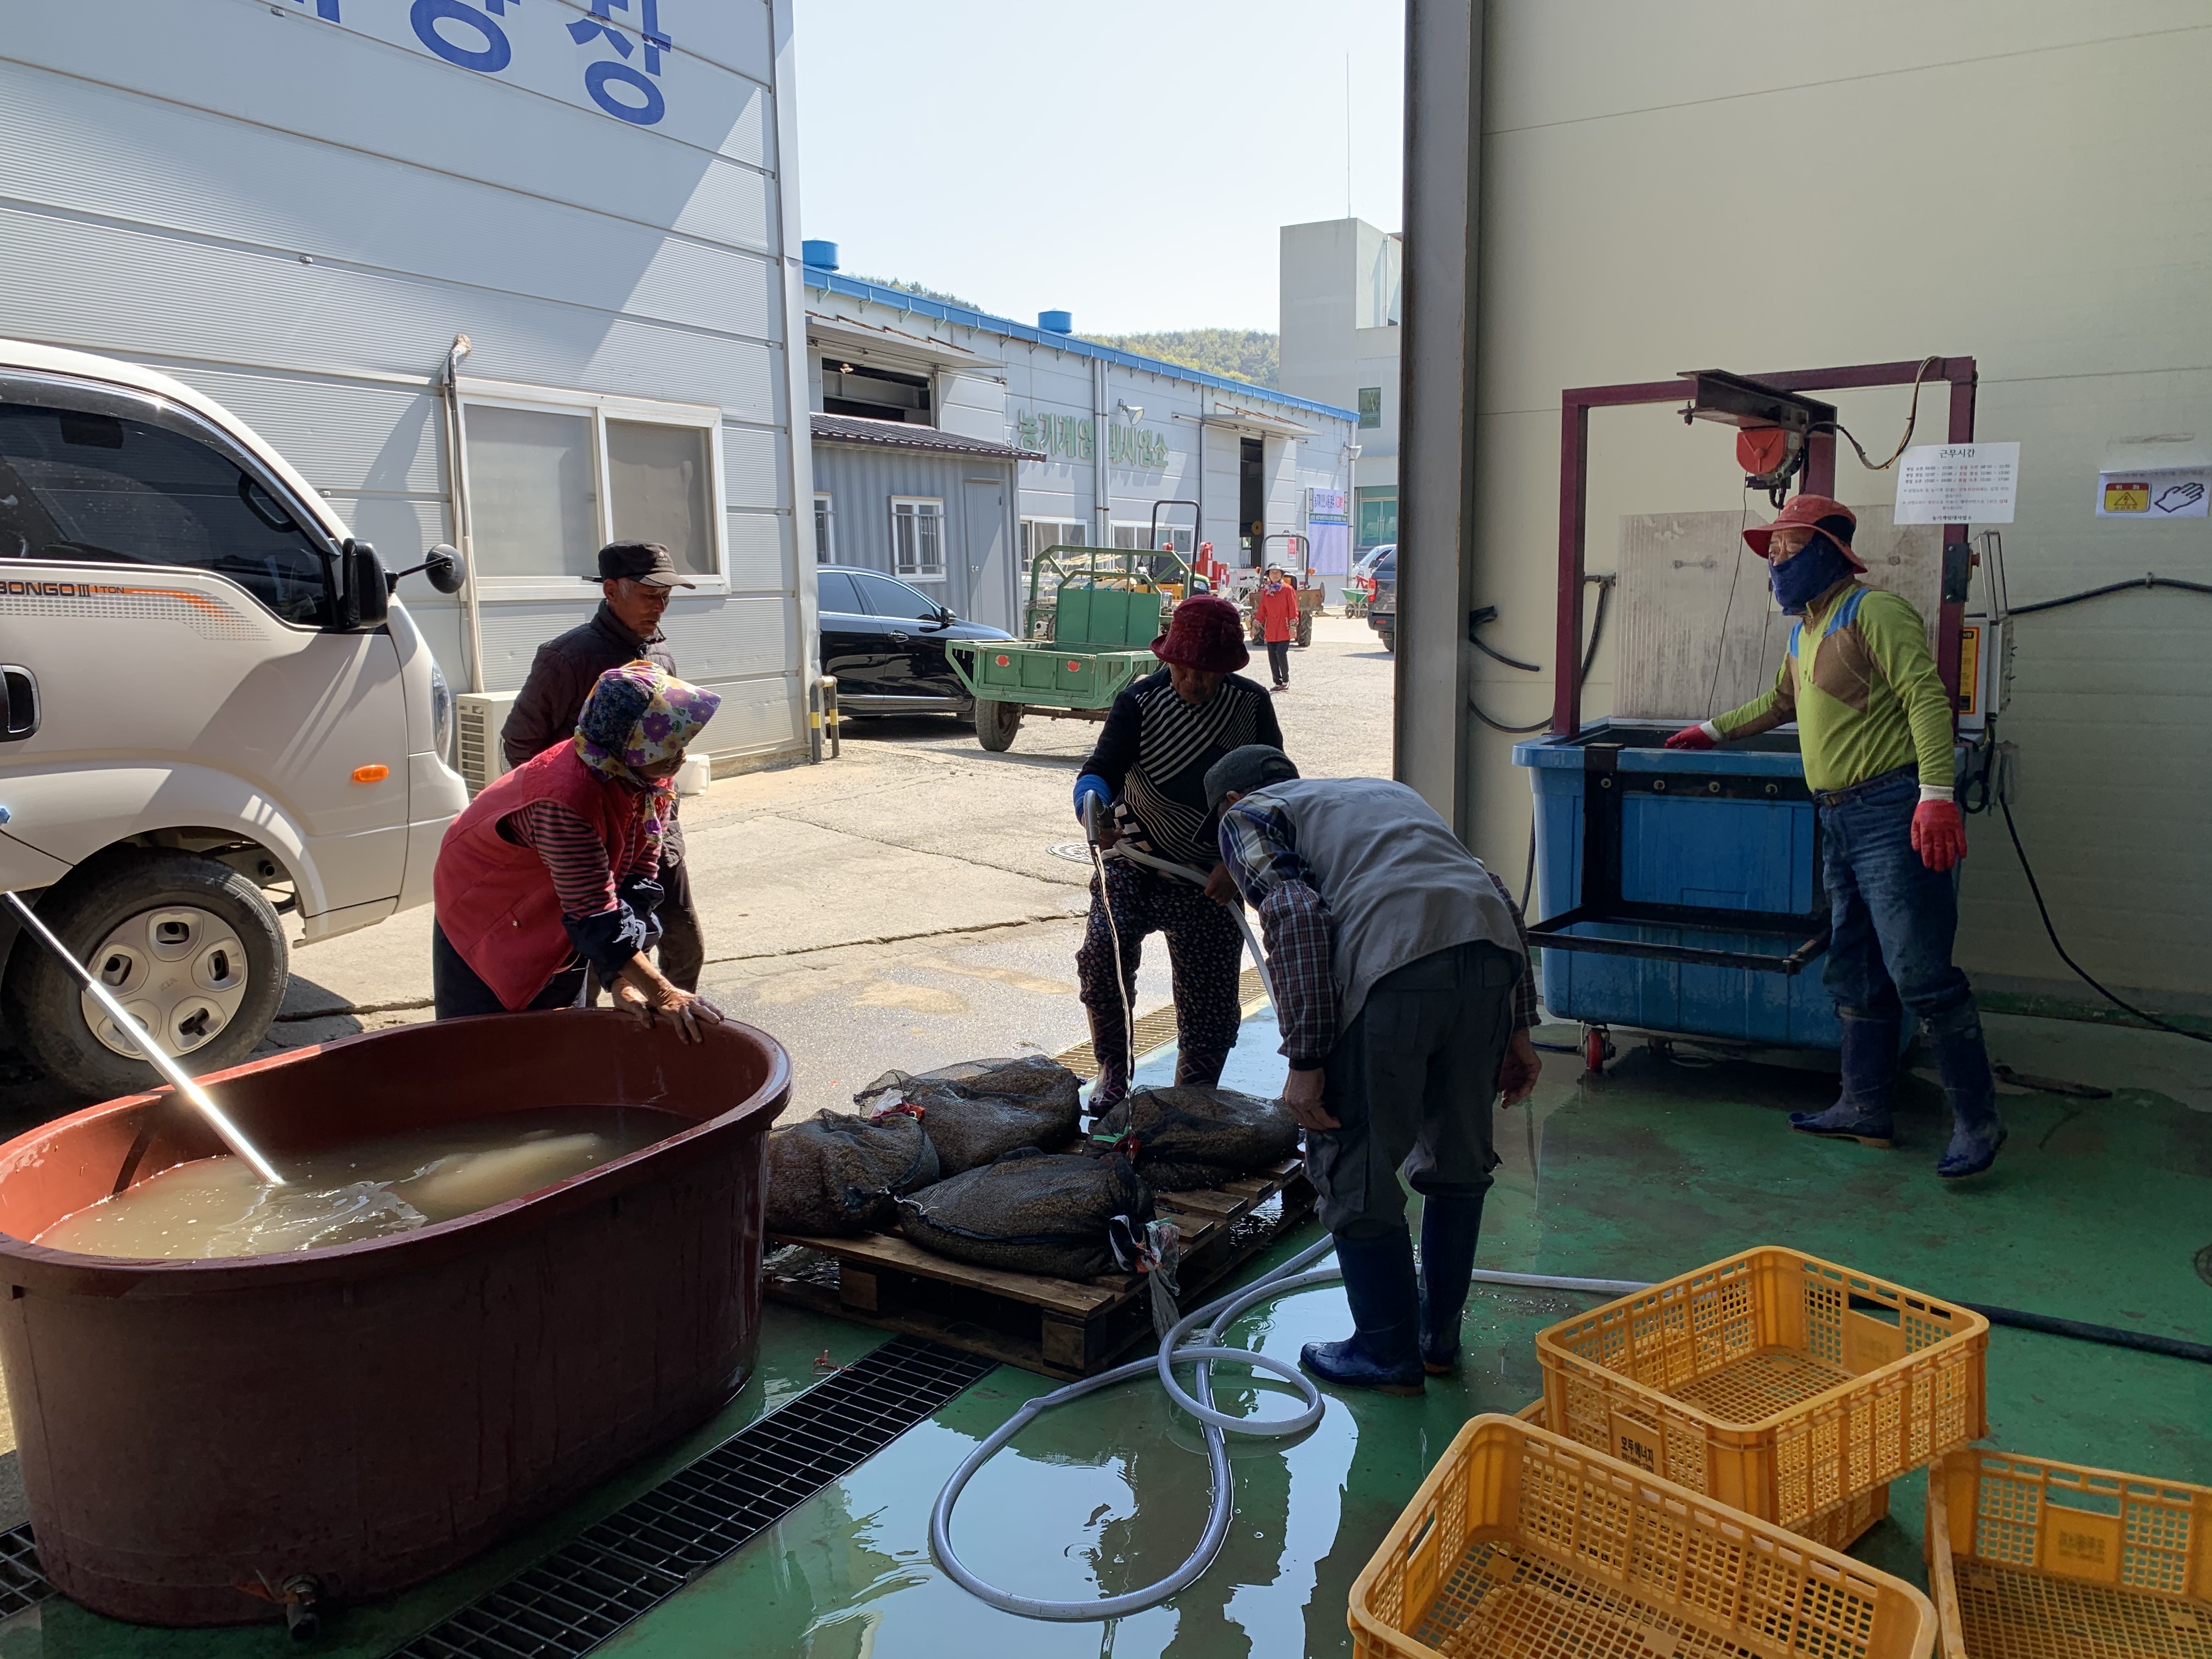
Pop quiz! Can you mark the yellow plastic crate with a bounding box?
[1349,1413,1936,1659]
[1927,1446,2212,1657]
[1535,1247,1988,1533]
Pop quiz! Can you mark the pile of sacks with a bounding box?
[764,1059,1300,1282]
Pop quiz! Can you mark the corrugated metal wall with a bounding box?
[810,444,1018,627]
[0,0,808,764]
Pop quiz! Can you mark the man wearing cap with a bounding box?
[502,541,708,992]
[1667,495,2003,1180]
[1071,595,1284,1105]
[1205,744,1543,1396]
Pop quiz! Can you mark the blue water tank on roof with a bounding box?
[803,239,839,270]
[1038,310,1073,334]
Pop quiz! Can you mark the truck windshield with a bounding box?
[0,399,332,627]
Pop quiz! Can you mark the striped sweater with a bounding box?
[1081,669,1285,868]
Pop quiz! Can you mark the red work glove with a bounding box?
[1911,799,1969,872]
[1664,723,1717,751]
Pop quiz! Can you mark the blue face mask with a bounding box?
[1769,535,1856,615]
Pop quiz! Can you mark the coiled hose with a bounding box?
[928,1240,1645,1619]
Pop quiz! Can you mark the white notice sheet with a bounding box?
[1893,443,2020,524]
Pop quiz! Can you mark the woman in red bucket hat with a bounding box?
[1667,493,2004,1180]
[1069,595,1286,1103]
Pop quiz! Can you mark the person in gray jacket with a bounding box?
[501,541,706,990]
[1207,745,1542,1396]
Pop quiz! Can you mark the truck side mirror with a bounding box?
[341,539,390,630]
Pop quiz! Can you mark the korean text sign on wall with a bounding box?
[278,0,764,148]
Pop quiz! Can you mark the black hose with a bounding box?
[2008,572,2212,615]
[1470,575,1615,735]
[1474,635,1543,673]
[1961,1304,2211,1365]
[1998,799,2211,1044]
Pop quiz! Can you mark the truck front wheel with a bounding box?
[975,699,1023,753]
[2,850,288,1100]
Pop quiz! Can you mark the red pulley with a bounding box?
[1736,427,1792,476]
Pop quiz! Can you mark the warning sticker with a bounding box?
[2096,465,2208,518]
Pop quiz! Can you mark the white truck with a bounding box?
[0,341,469,1096]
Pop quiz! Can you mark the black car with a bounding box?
[1367,548,1397,652]
[815,565,1014,717]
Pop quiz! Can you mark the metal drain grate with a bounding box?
[0,1523,52,1618]
[393,1336,995,1658]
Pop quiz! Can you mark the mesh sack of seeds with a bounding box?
[1089,1086,1300,1190]
[895,1148,1153,1279]
[853,1057,1082,1177]
[762,1108,940,1237]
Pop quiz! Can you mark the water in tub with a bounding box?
[34,1105,686,1259]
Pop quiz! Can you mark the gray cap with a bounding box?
[592,540,695,588]
[1204,744,1300,812]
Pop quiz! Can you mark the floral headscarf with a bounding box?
[574,660,721,788]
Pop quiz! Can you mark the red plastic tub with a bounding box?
[0,1009,790,1626]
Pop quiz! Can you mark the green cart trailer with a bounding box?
[946,545,1188,752]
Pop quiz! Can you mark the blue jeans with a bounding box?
[1819,770,1979,1040]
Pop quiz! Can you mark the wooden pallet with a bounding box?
[763,1155,1316,1379]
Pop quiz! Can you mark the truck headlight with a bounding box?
[430,660,454,762]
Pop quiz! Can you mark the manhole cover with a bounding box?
[1049,840,1097,865]
[2196,1242,2212,1289]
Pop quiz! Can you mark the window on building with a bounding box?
[889,496,944,582]
[1357,387,1383,430]
[1021,518,1085,575]
[822,360,933,425]
[1355,486,1398,549]
[814,492,835,563]
[0,392,336,626]
[461,386,724,590]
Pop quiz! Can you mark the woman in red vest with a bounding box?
[1253,566,1300,691]
[432,660,723,1039]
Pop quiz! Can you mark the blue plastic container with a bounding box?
[1512,720,1843,1050]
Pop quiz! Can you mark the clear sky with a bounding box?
[790,1,1406,335]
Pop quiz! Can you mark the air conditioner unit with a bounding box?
[455,690,521,796]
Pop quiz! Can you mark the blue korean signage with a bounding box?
[278,0,750,134]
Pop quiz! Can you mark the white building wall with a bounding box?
[1471,1,2212,1007]
[0,0,810,765]
[1282,218,1404,543]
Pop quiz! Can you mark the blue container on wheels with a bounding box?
[1511,720,1844,1051]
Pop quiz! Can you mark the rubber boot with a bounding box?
[1301,1232,1426,1396]
[1086,1006,1131,1114]
[1416,1193,1487,1375]
[1931,1022,2006,1180]
[1790,1015,1899,1147]
[1175,1046,1230,1088]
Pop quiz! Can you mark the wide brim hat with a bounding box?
[1742,493,1866,572]
[1150,593,1249,673]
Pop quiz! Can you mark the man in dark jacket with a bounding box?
[501,541,706,990]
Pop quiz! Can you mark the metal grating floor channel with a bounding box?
[0,1524,51,1619]
[393,1336,996,1658]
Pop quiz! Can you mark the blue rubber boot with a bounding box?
[1791,1014,1899,1147]
[1302,1232,1425,1396]
[1931,1022,2006,1180]
[1415,1193,1487,1375]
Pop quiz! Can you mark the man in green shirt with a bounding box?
[1667,494,2003,1180]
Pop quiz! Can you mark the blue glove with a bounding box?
[1074,775,1113,828]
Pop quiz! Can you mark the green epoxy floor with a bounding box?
[4,1011,2205,1657]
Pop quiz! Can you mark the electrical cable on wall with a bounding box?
[1996,795,2210,1046]
[2008,572,2212,615]
[1807,354,1943,472]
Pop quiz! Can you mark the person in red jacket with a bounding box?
[432,660,723,1039]
[1254,566,1301,691]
